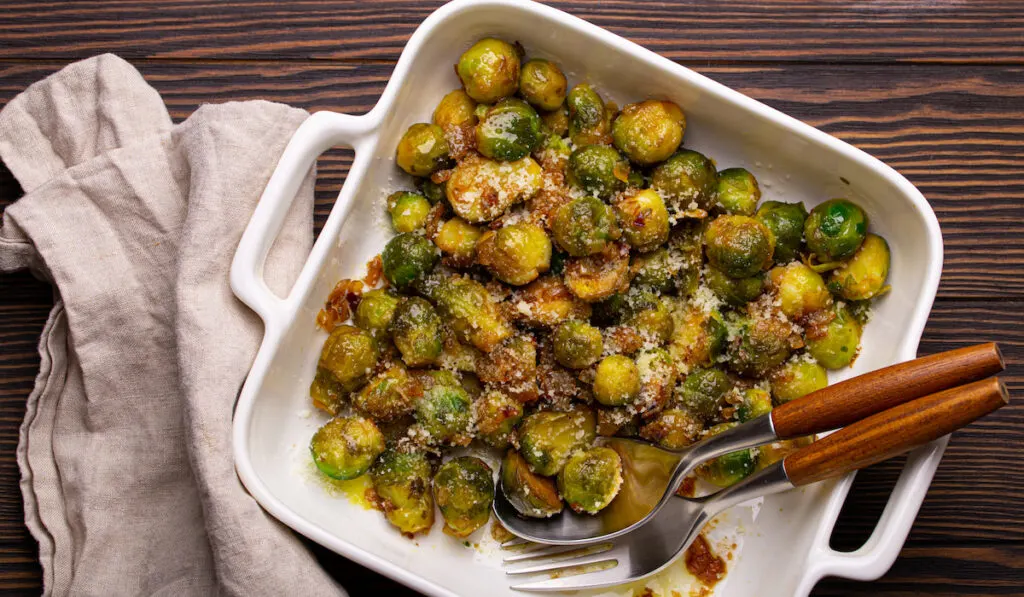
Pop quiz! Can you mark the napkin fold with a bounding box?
[0,55,345,597]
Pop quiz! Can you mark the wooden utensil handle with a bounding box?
[771,343,1003,439]
[784,377,1009,486]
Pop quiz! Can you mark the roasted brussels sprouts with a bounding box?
[827,233,890,300]
[705,267,765,306]
[736,387,772,422]
[387,191,431,233]
[371,449,434,535]
[552,320,604,369]
[616,189,670,253]
[381,232,440,290]
[805,199,868,262]
[611,100,685,166]
[557,447,623,514]
[430,275,514,352]
[446,154,543,223]
[551,196,621,257]
[715,168,761,216]
[725,313,795,377]
[640,408,703,449]
[433,89,478,131]
[518,408,597,476]
[476,98,544,161]
[564,242,632,302]
[567,145,629,200]
[396,123,450,177]
[509,276,592,328]
[630,248,678,293]
[501,449,563,518]
[651,149,718,212]
[434,217,484,267]
[696,423,757,487]
[676,367,731,421]
[432,456,494,538]
[354,288,400,337]
[316,324,380,400]
[421,180,447,206]
[474,388,524,448]
[414,376,474,446]
[636,347,678,415]
[668,302,728,370]
[476,221,552,285]
[705,215,775,279]
[390,297,443,367]
[519,58,567,111]
[668,219,705,296]
[540,104,569,137]
[310,415,385,480]
[622,289,674,345]
[755,200,808,263]
[456,38,521,103]
[475,334,538,402]
[567,83,610,146]
[593,355,641,407]
[309,368,346,415]
[768,261,832,320]
[353,364,421,421]
[806,303,862,369]
[770,356,828,403]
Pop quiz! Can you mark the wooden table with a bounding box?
[1,1,1022,594]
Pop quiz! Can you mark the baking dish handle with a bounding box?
[231,111,374,328]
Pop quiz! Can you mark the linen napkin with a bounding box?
[0,54,345,596]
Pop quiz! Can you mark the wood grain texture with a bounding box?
[1,1,1022,595]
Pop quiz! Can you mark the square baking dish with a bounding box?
[230,1,944,595]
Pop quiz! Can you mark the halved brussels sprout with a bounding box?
[651,149,718,212]
[390,297,443,367]
[310,368,346,415]
[535,131,572,171]
[381,232,440,290]
[593,355,641,407]
[371,449,435,536]
[768,261,833,320]
[414,375,474,446]
[476,221,552,286]
[474,388,524,448]
[434,217,484,267]
[668,219,705,296]
[676,367,731,421]
[770,356,829,403]
[456,38,521,103]
[668,302,728,370]
[476,98,544,161]
[715,168,761,216]
[316,325,380,406]
[519,59,567,111]
[705,267,765,306]
[567,83,610,146]
[736,387,773,422]
[420,178,447,204]
[552,320,604,369]
[725,313,795,377]
[597,405,640,437]
[353,364,421,421]
[354,288,400,338]
[616,189,670,253]
[630,248,678,293]
[696,423,757,488]
[805,199,868,262]
[518,408,597,476]
[558,447,623,514]
[640,408,703,449]
[755,200,808,264]
[433,456,494,538]
[396,123,450,177]
[540,104,569,137]
[611,100,685,166]
[475,334,538,403]
[501,449,563,518]
[431,275,514,352]
[806,303,862,369]
[509,276,592,328]
[387,191,431,233]
[564,242,632,302]
[622,289,675,345]
[567,145,629,200]
[827,233,890,300]
[705,215,775,279]
[446,154,543,223]
[636,347,678,415]
[433,89,478,131]
[551,196,621,257]
[310,415,385,480]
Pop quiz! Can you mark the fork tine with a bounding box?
[509,560,633,592]
[504,545,616,575]
[503,542,612,563]
[500,537,532,548]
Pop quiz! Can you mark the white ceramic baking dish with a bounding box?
[230,1,944,595]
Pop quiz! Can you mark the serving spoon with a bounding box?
[494,343,1004,545]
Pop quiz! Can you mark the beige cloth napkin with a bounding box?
[0,55,345,596]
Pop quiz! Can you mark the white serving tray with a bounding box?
[230,1,944,595]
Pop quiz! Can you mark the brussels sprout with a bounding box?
[501,449,563,518]
[704,215,775,279]
[557,447,623,514]
[386,191,431,233]
[827,233,890,300]
[806,303,862,369]
[316,325,380,401]
[474,388,524,448]
[596,405,639,437]
[433,89,478,131]
[518,408,597,476]
[668,220,706,296]
[390,297,443,367]
[519,58,567,111]
[755,200,808,263]
[593,355,641,407]
[475,98,543,161]
[640,408,702,449]
[622,289,675,345]
[736,388,772,422]
[714,167,761,216]
[552,320,604,369]
[371,450,434,535]
[446,154,543,223]
[509,276,592,328]
[420,178,447,204]
[615,189,670,253]
[431,276,514,352]
[564,242,632,302]
[551,196,620,257]
[353,289,400,337]
[770,356,828,403]
[381,232,440,290]
[310,415,385,480]
[535,132,572,171]
[434,217,484,267]
[768,261,833,320]
[567,145,629,200]
[476,222,552,286]
[705,267,765,306]
[676,367,731,421]
[415,377,474,446]
[636,347,678,415]
[353,364,421,421]
[309,368,346,415]
[805,199,868,262]
[757,436,814,470]
[628,248,672,293]
[726,313,795,377]
[651,150,718,212]
[540,104,569,136]
[475,334,538,403]
[433,457,494,538]
[696,423,757,488]
[567,83,610,146]
[456,38,521,103]
[396,123,450,177]
[438,331,483,374]
[611,100,685,166]
[668,302,728,370]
